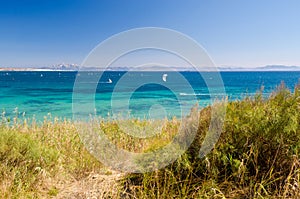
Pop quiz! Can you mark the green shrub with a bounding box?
[124,84,300,198]
[0,128,59,197]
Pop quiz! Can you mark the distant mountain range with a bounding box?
[1,64,300,71]
[218,65,300,71]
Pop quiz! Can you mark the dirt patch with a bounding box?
[55,171,124,199]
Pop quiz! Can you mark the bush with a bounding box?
[124,84,300,198]
[0,128,59,197]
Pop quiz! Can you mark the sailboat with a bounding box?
[162,74,168,82]
[108,78,112,83]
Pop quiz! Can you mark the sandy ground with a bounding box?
[55,171,125,199]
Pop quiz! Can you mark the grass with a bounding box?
[1,82,300,198]
[0,117,104,198]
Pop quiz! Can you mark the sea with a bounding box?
[0,71,299,122]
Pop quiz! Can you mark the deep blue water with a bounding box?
[0,71,299,121]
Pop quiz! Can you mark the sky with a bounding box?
[0,0,300,68]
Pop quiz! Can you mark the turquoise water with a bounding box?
[0,71,299,121]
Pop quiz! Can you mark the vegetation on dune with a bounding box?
[124,83,300,198]
[0,118,103,198]
[1,83,300,198]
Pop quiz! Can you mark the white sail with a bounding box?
[162,74,168,82]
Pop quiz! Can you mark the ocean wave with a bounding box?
[179,93,210,96]
[179,92,227,96]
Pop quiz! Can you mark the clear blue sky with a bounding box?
[0,0,300,67]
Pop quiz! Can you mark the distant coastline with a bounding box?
[1,64,300,72]
[0,68,75,72]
